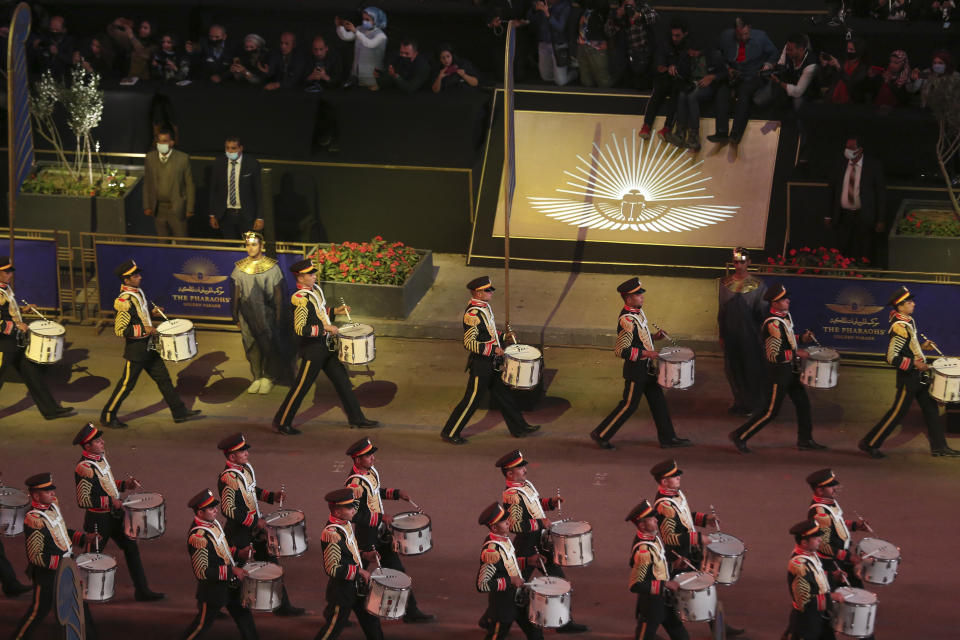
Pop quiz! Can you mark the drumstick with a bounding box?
[556,488,562,518]
[93,523,100,554]
[339,297,353,323]
[538,555,549,576]
[669,550,700,573]
[831,559,852,586]
[920,333,945,357]
[18,300,48,321]
[709,504,721,532]
[650,320,678,347]
[405,498,422,513]
[150,302,170,322]
[853,510,874,533]
[279,482,285,509]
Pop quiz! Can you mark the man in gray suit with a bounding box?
[143,129,195,237]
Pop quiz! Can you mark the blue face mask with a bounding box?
[362,19,373,29]
[932,63,946,75]
[226,151,239,161]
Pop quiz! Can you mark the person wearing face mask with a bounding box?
[151,33,190,83]
[185,24,234,83]
[375,38,430,93]
[29,15,74,78]
[826,135,886,264]
[209,136,263,239]
[143,129,195,237]
[336,7,388,88]
[231,34,270,84]
[820,37,869,104]
[909,49,959,98]
[867,49,911,107]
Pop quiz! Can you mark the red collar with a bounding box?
[296,284,313,291]
[812,496,836,506]
[623,304,642,313]
[890,311,911,322]
[793,545,814,557]
[82,451,102,462]
[505,480,525,488]
[635,531,657,541]
[658,487,679,496]
[31,500,51,510]
[488,533,509,542]
[224,461,245,471]
[0,283,7,290]
[352,464,372,475]
[469,298,488,308]
[193,516,215,527]
[120,285,139,292]
[770,308,787,317]
[327,516,349,525]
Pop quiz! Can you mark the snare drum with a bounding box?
[24,320,65,364]
[76,553,117,602]
[830,587,878,638]
[801,346,840,389]
[855,537,900,585]
[527,577,572,628]
[241,561,284,612]
[338,323,376,365]
[658,346,695,390]
[156,319,197,362]
[701,532,746,586]
[390,512,432,556]
[929,357,960,403]
[0,488,29,536]
[548,521,594,567]
[501,344,543,390]
[674,571,717,622]
[265,509,308,558]
[365,568,411,620]
[122,492,165,540]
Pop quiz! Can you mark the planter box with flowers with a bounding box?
[308,237,435,319]
[888,199,960,273]
[763,246,871,277]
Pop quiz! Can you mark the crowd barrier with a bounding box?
[0,228,77,320]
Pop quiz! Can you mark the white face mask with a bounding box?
[932,63,946,75]
[226,151,239,161]
[844,148,859,160]
[157,143,170,154]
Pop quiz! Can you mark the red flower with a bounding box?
[789,249,797,256]
[374,235,383,241]
[372,261,381,266]
[797,268,806,273]
[862,257,870,264]
[390,265,397,273]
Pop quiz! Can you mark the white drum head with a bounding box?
[676,571,715,590]
[157,318,193,334]
[246,562,283,579]
[835,587,876,605]
[77,553,117,570]
[265,509,304,526]
[551,521,591,536]
[504,344,542,361]
[28,320,66,336]
[807,346,840,362]
[340,323,374,337]
[707,533,745,556]
[372,568,411,588]
[530,577,571,596]
[0,488,28,507]
[858,538,899,560]
[391,512,430,530]
[124,492,163,509]
[933,357,960,376]
[659,346,695,363]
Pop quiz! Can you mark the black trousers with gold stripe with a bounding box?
[591,372,678,445]
[0,347,61,417]
[12,567,98,640]
[635,593,688,640]
[861,371,948,452]
[482,590,543,640]
[732,365,812,443]
[100,353,188,423]
[273,351,362,428]
[179,583,257,640]
[313,579,382,640]
[441,359,530,438]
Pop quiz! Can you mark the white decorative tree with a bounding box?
[923,74,960,221]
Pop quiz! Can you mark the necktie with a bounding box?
[160,153,168,164]
[845,161,857,207]
[229,160,238,208]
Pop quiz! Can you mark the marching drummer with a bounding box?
[590,277,693,450]
[181,488,259,640]
[497,449,588,634]
[272,258,378,435]
[0,470,31,597]
[216,432,304,616]
[11,473,101,640]
[99,259,201,429]
[344,437,434,623]
[859,286,960,458]
[626,499,687,640]
[805,469,872,595]
[476,502,544,640]
[73,422,164,602]
[785,519,846,640]
[729,283,827,453]
[314,488,383,640]
[0,255,74,421]
[440,276,540,445]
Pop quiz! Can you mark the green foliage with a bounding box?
[21,166,133,198]
[310,237,421,285]
[898,208,960,237]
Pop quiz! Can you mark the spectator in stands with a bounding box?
[908,49,959,99]
[672,38,717,151]
[528,0,577,87]
[927,0,955,27]
[577,0,613,88]
[868,49,911,107]
[606,0,658,89]
[151,33,190,83]
[639,18,692,142]
[871,0,912,20]
[30,15,74,78]
[486,0,533,82]
[108,18,156,80]
[186,24,234,84]
[304,35,343,92]
[231,34,270,84]
[432,44,480,92]
[265,32,305,90]
[755,33,817,161]
[819,37,869,104]
[73,36,116,81]
[826,135,885,264]
[707,16,777,145]
[336,7,388,89]
[376,38,431,93]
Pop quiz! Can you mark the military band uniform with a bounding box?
[784,521,835,640]
[859,287,956,458]
[0,258,70,419]
[12,475,98,640]
[503,477,561,577]
[441,278,536,442]
[181,490,258,640]
[0,536,31,597]
[653,488,709,568]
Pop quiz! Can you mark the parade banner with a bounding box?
[758,274,960,356]
[10,237,59,308]
[94,242,304,320]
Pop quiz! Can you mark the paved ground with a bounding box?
[1,328,958,639]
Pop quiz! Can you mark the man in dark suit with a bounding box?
[265,32,305,90]
[209,136,263,240]
[186,23,234,83]
[825,135,886,264]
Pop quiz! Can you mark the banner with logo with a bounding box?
[94,243,304,320]
[10,237,59,309]
[758,275,960,356]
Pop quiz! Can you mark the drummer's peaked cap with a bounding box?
[325,488,356,508]
[650,459,682,480]
[188,489,219,511]
[888,286,914,307]
[479,502,507,527]
[626,500,655,524]
[217,433,250,453]
[764,283,788,303]
[25,472,56,490]
[495,449,527,469]
[789,519,821,539]
[114,259,141,279]
[467,275,495,292]
[617,277,645,295]
[805,468,840,488]
[72,422,101,446]
[346,438,377,458]
[0,256,14,271]
[290,258,318,275]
